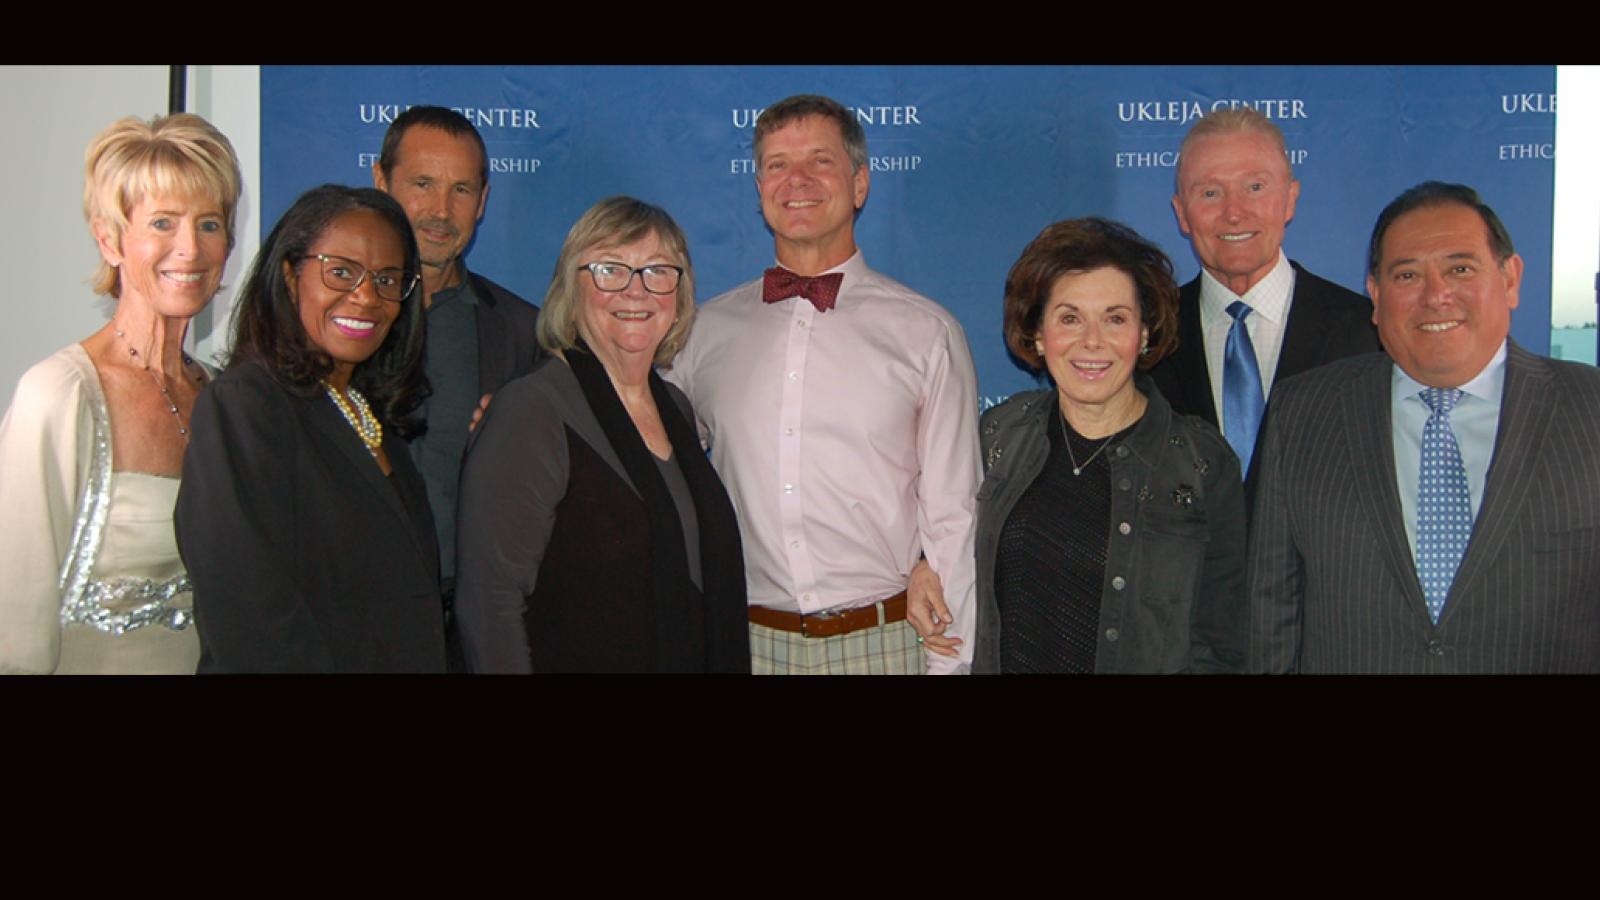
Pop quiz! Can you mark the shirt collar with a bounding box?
[1391,339,1509,408]
[430,268,481,310]
[1198,249,1293,325]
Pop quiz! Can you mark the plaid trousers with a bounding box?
[748,617,926,675]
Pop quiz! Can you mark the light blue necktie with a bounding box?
[1416,388,1472,624]
[1223,301,1265,474]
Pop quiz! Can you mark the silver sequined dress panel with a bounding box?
[53,346,199,674]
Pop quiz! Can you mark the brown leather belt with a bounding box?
[748,592,908,639]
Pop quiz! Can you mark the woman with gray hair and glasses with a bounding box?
[454,196,748,673]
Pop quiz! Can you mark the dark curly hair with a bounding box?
[227,184,428,438]
[1002,217,1180,374]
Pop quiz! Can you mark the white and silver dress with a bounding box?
[0,344,197,674]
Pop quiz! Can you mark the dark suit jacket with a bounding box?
[1247,342,1600,673]
[176,362,446,673]
[469,271,542,396]
[1150,261,1381,429]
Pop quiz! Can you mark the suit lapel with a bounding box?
[1443,342,1554,619]
[1273,263,1330,386]
[306,392,434,563]
[1343,356,1432,619]
[1174,278,1219,424]
[473,275,509,397]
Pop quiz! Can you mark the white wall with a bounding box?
[186,65,261,366]
[0,66,262,406]
[1554,65,1600,327]
[0,65,169,405]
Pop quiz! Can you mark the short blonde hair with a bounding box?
[539,196,696,367]
[1175,107,1293,191]
[83,113,242,298]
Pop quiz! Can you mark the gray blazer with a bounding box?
[975,379,1248,674]
[1248,341,1600,673]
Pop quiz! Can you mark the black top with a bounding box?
[408,275,481,580]
[995,409,1135,673]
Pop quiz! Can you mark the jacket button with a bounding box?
[1118,478,1131,491]
[1115,445,1129,458]
[1106,628,1119,642]
[1118,522,1131,535]
[1111,576,1126,590]
[1428,640,1445,656]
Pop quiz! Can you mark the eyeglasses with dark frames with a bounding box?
[578,261,685,295]
[304,253,419,302]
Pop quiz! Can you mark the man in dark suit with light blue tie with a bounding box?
[1152,108,1379,476]
[1248,182,1600,673]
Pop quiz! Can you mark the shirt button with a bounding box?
[1118,478,1132,491]
[797,320,806,328]
[788,371,798,381]
[1115,445,1129,458]
[1106,628,1120,642]
[1111,576,1126,590]
[1118,522,1131,535]
[784,484,794,493]
[802,594,811,602]
[790,540,800,549]
[786,428,794,437]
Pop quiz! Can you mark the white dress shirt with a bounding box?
[665,251,981,674]
[1199,250,1296,435]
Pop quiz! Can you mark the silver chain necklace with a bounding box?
[1059,404,1117,476]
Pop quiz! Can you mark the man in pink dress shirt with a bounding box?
[666,94,981,674]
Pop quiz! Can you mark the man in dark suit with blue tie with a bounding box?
[1249,181,1600,673]
[1151,108,1379,476]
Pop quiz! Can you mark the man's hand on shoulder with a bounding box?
[470,394,492,432]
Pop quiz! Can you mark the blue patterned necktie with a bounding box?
[1223,301,1265,474]
[1416,387,1472,624]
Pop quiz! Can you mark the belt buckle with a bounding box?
[799,606,843,638]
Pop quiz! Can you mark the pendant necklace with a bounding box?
[1059,404,1116,477]
[114,318,200,444]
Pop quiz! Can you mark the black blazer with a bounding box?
[454,358,749,673]
[176,362,446,673]
[1150,261,1381,429]
[469,272,543,397]
[1247,342,1600,673]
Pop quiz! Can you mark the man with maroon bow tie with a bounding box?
[666,94,981,674]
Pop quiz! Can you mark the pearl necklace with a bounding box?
[321,380,383,457]
[114,319,201,444]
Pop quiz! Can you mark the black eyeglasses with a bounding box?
[304,253,419,302]
[578,262,685,295]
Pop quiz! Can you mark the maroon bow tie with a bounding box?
[763,267,843,313]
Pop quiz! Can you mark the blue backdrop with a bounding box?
[261,65,1556,406]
